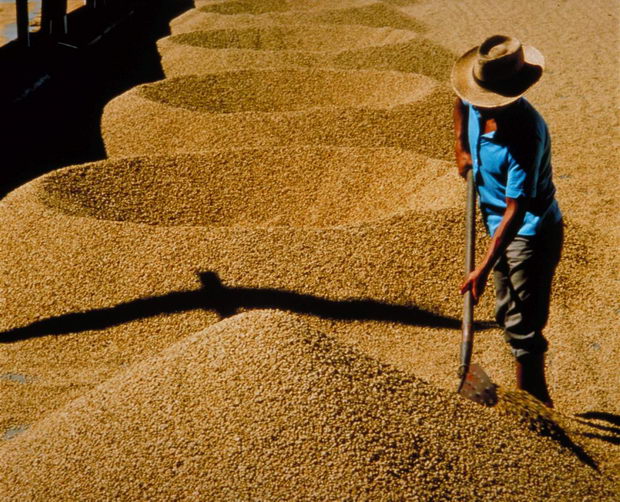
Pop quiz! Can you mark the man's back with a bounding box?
[465,98,561,237]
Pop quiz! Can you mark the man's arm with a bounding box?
[460,196,528,302]
[453,97,472,178]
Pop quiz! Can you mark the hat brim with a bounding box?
[451,44,544,108]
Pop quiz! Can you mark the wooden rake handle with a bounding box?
[458,169,476,385]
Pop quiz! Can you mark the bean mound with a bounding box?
[201,0,290,15]
[0,311,614,500]
[102,69,453,159]
[170,2,425,35]
[139,69,433,113]
[158,26,453,82]
[39,147,436,227]
[168,25,416,52]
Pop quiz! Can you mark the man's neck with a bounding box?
[483,118,498,134]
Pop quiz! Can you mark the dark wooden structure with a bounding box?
[40,0,69,36]
[11,0,141,47]
[1,0,194,197]
[15,0,31,47]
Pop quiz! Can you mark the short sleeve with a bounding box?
[505,154,532,198]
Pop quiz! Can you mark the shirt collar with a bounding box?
[471,98,526,141]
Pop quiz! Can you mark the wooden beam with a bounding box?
[15,0,30,47]
[41,0,68,36]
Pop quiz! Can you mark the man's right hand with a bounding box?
[455,141,472,179]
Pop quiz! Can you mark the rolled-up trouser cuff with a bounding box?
[504,330,549,360]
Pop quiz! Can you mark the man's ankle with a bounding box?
[515,353,552,406]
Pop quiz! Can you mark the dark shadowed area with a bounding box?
[0,0,193,197]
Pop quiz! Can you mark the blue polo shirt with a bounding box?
[466,98,562,237]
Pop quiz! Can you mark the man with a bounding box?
[451,35,563,407]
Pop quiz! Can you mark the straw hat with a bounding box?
[451,35,545,108]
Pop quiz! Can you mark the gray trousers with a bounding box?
[493,220,564,360]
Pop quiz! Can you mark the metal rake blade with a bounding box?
[458,363,498,407]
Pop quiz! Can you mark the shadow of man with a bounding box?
[1,271,486,343]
